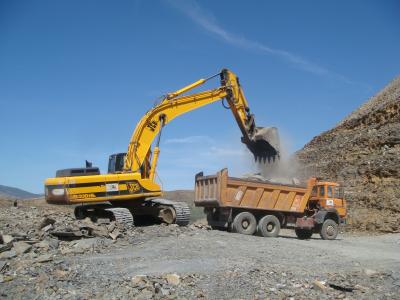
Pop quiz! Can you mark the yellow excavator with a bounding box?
[44,69,280,226]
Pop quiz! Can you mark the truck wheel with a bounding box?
[257,215,281,237]
[320,219,339,240]
[231,212,257,235]
[295,228,313,240]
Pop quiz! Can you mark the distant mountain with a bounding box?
[0,184,40,199]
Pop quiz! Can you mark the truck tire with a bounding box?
[231,212,257,235]
[295,228,313,240]
[320,219,339,240]
[257,215,281,237]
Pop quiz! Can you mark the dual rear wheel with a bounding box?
[230,212,339,240]
[231,212,280,237]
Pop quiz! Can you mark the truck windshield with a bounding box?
[311,186,317,197]
[319,186,325,197]
[327,186,333,198]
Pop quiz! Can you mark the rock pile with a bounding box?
[1,198,399,299]
[297,76,400,232]
[0,204,135,278]
[0,199,212,298]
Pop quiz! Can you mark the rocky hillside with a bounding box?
[297,77,400,232]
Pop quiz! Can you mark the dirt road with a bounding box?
[72,227,400,299]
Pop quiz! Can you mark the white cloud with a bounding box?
[164,135,215,144]
[167,0,354,83]
[202,146,246,157]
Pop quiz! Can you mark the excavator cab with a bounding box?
[108,153,126,173]
[108,151,152,178]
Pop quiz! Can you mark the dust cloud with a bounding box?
[244,135,305,185]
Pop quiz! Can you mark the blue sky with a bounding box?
[0,0,399,193]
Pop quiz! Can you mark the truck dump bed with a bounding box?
[195,169,315,214]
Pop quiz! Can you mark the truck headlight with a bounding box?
[51,188,65,196]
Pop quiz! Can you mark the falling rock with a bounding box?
[13,241,32,255]
[165,273,180,286]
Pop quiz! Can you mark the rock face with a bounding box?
[297,77,400,232]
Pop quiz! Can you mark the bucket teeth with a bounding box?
[254,154,277,163]
[245,126,280,163]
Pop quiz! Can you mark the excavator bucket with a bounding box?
[244,127,280,163]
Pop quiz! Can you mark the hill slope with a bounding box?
[297,76,400,232]
[0,184,40,199]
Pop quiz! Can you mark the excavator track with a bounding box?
[150,199,191,226]
[172,202,191,226]
[104,207,134,228]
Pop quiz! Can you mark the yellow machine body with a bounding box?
[45,69,280,206]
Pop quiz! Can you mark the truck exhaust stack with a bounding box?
[244,126,280,162]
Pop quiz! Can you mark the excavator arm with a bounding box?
[124,69,279,178]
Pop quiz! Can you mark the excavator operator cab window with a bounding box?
[108,153,126,173]
[319,186,325,197]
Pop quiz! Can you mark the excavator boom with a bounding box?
[124,69,280,174]
[44,68,279,227]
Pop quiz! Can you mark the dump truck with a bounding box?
[195,169,347,240]
[44,69,280,227]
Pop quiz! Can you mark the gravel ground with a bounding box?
[1,199,399,299]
